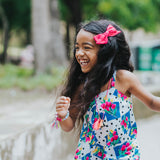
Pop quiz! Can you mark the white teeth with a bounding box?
[80,60,89,66]
[80,60,89,63]
[81,62,88,66]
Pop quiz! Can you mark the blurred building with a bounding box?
[130,40,160,71]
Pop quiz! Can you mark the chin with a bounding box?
[81,69,90,73]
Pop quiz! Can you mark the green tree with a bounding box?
[58,0,160,59]
[0,0,31,42]
[58,0,82,59]
[97,0,159,32]
[0,3,9,64]
[0,0,31,64]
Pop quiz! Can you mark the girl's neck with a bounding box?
[100,80,111,92]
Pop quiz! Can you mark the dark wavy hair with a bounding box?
[61,19,134,125]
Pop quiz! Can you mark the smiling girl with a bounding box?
[54,20,160,160]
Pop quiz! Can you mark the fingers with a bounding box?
[66,97,71,102]
[57,96,70,104]
[56,99,68,105]
[56,107,63,112]
[58,96,70,101]
[56,103,69,110]
[56,96,70,119]
[56,96,71,111]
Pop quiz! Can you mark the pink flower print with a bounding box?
[103,154,106,159]
[121,120,125,126]
[124,122,127,128]
[126,142,130,147]
[110,137,114,142]
[113,131,117,135]
[108,102,112,106]
[75,149,79,154]
[125,151,131,155]
[133,129,137,134]
[106,102,112,107]
[127,146,133,151]
[101,102,116,113]
[107,142,111,146]
[120,143,133,156]
[111,104,116,109]
[121,117,129,129]
[111,81,115,87]
[98,151,102,157]
[74,155,78,159]
[121,145,126,151]
[94,118,98,123]
[106,107,110,111]
[86,157,89,160]
[107,131,120,146]
[101,103,106,109]
[118,91,128,100]
[86,137,90,142]
[123,95,128,99]
[114,135,118,140]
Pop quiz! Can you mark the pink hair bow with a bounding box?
[94,24,121,44]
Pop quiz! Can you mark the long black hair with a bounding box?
[61,19,134,124]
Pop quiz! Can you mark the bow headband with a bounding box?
[94,24,121,45]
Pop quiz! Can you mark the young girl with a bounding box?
[54,19,160,160]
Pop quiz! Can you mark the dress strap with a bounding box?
[111,70,116,87]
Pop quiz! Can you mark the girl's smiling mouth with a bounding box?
[79,59,90,67]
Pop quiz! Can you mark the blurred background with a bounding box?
[0,0,160,160]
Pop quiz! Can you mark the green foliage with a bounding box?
[0,0,31,45]
[58,0,160,32]
[81,0,99,20]
[58,0,71,21]
[0,64,66,91]
[0,0,31,32]
[97,0,159,31]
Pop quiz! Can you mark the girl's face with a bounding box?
[75,29,100,73]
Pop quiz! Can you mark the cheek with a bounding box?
[91,55,98,66]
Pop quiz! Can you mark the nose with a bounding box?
[76,49,84,56]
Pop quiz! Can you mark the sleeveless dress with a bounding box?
[74,71,140,160]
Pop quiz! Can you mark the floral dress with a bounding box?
[74,71,140,160]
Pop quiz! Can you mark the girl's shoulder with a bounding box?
[115,69,137,96]
[116,69,136,83]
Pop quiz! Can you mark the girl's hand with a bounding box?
[56,96,71,119]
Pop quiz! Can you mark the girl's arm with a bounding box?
[122,70,160,111]
[56,96,75,132]
[56,85,83,132]
[59,116,75,132]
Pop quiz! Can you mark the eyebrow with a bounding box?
[75,42,94,47]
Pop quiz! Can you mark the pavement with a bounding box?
[0,71,160,160]
[137,116,160,160]
[0,89,54,141]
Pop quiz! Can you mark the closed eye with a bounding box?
[75,46,79,50]
[84,46,91,50]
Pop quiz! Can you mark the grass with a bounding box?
[0,64,66,91]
